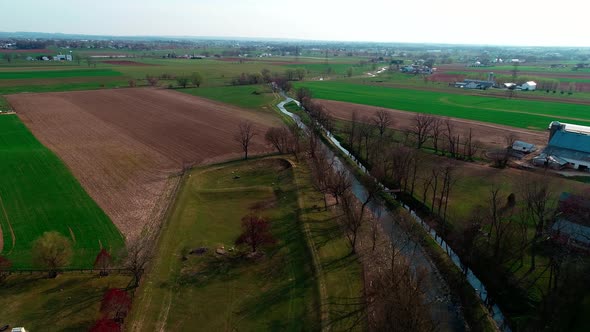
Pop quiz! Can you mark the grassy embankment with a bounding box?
[294,81,590,130]
[128,158,362,331]
[0,115,124,268]
[0,274,131,330]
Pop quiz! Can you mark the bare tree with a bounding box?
[348,111,359,151]
[339,191,366,253]
[234,121,257,160]
[124,232,154,288]
[326,168,352,205]
[358,120,375,162]
[520,180,554,271]
[430,117,443,154]
[413,113,435,149]
[145,75,159,87]
[264,126,293,154]
[373,109,393,139]
[368,234,437,332]
[463,128,479,161]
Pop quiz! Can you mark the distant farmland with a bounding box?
[294,81,590,130]
[0,69,122,79]
[0,115,124,268]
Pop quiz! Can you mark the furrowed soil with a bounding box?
[316,99,548,149]
[7,88,280,240]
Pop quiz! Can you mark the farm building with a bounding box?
[551,192,590,250]
[540,121,590,171]
[521,81,537,91]
[512,140,537,153]
[532,153,568,169]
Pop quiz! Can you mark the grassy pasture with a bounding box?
[180,84,279,110]
[0,273,131,331]
[128,157,363,331]
[128,158,320,331]
[294,81,590,130]
[0,115,124,268]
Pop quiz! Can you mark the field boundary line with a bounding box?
[288,159,330,331]
[0,192,16,254]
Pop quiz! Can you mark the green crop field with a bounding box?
[294,81,590,130]
[181,84,279,110]
[0,68,122,79]
[0,115,124,268]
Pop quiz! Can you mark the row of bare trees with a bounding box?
[294,99,437,330]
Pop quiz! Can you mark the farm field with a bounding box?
[0,115,124,268]
[294,81,590,130]
[128,158,320,331]
[182,84,279,110]
[6,88,280,243]
[0,273,131,331]
[0,68,122,79]
[315,99,549,149]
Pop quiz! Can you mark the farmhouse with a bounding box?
[521,81,537,91]
[540,122,590,171]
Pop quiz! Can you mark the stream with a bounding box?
[277,95,511,332]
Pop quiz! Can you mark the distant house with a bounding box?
[541,121,590,171]
[512,140,537,153]
[521,81,537,91]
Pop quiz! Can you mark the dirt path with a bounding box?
[316,99,548,149]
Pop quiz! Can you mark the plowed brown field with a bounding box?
[7,88,280,240]
[316,99,548,149]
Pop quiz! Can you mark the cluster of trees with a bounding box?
[175,72,203,88]
[458,182,590,329]
[231,68,305,89]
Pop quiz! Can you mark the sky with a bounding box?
[2,0,589,47]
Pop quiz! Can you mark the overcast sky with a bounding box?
[2,0,588,47]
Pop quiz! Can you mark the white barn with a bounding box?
[521,81,537,91]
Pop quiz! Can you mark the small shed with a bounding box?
[512,140,537,153]
[521,81,537,91]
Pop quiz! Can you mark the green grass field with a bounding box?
[0,273,131,331]
[0,68,122,79]
[294,81,590,130]
[128,158,320,331]
[0,115,124,268]
[128,157,363,331]
[180,84,279,110]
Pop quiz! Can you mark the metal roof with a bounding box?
[552,218,590,245]
[548,130,590,154]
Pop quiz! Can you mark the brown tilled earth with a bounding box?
[7,88,280,240]
[316,99,549,149]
